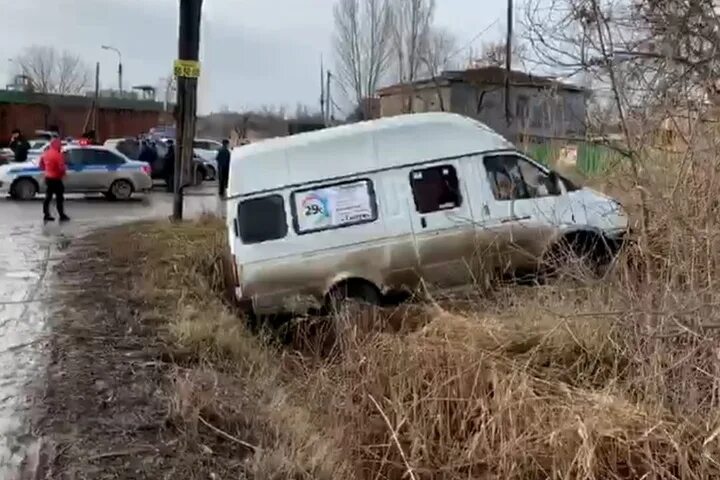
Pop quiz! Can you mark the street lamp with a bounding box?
[101,45,123,94]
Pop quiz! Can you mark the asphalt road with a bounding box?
[0,186,221,477]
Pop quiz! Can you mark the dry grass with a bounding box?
[105,139,720,478]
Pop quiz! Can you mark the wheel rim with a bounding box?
[112,181,132,199]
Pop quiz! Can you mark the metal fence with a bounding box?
[523,141,625,176]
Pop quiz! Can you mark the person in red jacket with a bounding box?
[38,139,70,222]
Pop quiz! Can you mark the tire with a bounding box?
[107,179,134,201]
[325,281,381,315]
[10,178,38,200]
[205,166,216,181]
[194,166,205,185]
[542,232,613,280]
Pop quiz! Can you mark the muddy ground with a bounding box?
[31,225,236,479]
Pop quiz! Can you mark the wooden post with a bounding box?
[320,54,325,125]
[173,0,203,221]
[93,61,100,134]
[325,70,332,123]
[505,0,513,127]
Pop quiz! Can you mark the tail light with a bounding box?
[141,164,151,176]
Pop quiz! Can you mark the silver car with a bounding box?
[0,145,153,201]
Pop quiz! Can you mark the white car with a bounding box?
[193,139,222,180]
[0,145,153,200]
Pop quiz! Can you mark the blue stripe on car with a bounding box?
[9,164,142,174]
[8,167,41,174]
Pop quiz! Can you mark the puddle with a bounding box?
[0,188,220,477]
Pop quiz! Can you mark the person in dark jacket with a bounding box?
[9,129,30,163]
[138,140,158,164]
[216,139,231,198]
[163,140,176,192]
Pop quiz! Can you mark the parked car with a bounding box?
[33,130,60,141]
[0,145,152,200]
[105,138,207,185]
[225,112,628,316]
[0,149,12,165]
[193,139,222,180]
[154,138,211,184]
[27,140,72,162]
[28,139,50,150]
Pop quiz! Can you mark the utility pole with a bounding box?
[505,0,513,126]
[173,0,203,221]
[83,62,100,135]
[93,61,100,133]
[320,55,325,125]
[325,70,332,124]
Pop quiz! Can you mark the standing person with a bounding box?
[79,129,96,146]
[139,139,160,179]
[216,139,231,198]
[163,140,176,192]
[9,129,30,163]
[38,139,69,222]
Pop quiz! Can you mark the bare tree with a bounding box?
[390,0,435,112]
[333,0,395,114]
[474,40,528,69]
[522,0,720,252]
[15,46,91,95]
[419,27,459,77]
[415,27,459,111]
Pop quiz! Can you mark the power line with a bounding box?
[449,18,501,60]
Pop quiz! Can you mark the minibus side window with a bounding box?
[483,154,561,200]
[409,165,462,214]
[237,194,288,244]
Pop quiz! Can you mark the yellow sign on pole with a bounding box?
[173,59,201,78]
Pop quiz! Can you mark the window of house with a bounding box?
[515,95,529,122]
[237,194,288,244]
[291,179,377,234]
[409,165,462,213]
[483,154,560,200]
[530,103,546,129]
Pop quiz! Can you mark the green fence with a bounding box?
[523,142,625,176]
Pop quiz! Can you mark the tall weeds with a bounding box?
[109,138,720,478]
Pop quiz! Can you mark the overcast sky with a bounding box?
[1,0,508,114]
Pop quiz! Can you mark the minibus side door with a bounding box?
[406,160,476,289]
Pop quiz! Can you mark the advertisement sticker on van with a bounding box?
[294,179,376,233]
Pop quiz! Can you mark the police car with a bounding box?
[0,144,153,201]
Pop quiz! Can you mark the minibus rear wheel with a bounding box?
[324,279,381,315]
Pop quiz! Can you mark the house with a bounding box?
[376,66,587,142]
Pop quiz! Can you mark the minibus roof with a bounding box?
[228,112,513,197]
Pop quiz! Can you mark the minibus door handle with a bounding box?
[420,217,427,229]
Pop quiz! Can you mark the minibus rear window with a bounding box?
[237,195,288,244]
